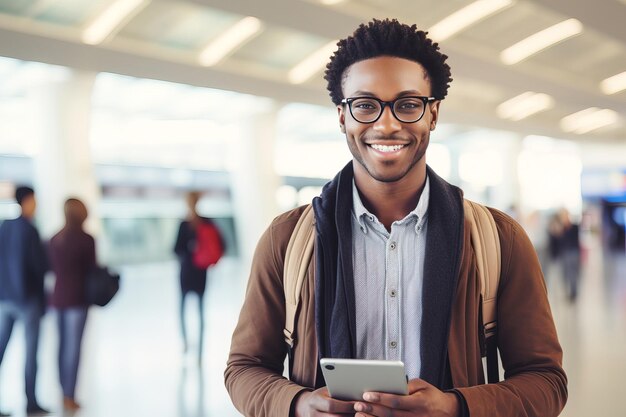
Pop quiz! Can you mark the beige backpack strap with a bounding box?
[283,205,315,348]
[463,199,501,339]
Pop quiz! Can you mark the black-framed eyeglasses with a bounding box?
[341,96,436,124]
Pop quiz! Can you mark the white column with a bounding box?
[29,69,102,239]
[492,135,523,212]
[229,105,282,266]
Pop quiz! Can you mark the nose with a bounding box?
[373,104,402,134]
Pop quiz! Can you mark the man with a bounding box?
[0,186,50,416]
[225,19,567,417]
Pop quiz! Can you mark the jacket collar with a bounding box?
[419,165,465,387]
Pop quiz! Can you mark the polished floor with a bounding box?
[0,236,625,416]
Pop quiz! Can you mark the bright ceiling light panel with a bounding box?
[496,91,554,121]
[82,0,149,45]
[600,71,626,95]
[560,107,619,134]
[500,18,583,65]
[199,17,263,67]
[320,0,346,4]
[288,40,338,84]
[429,0,514,42]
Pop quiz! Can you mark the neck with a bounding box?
[353,162,427,230]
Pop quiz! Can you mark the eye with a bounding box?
[395,98,424,113]
[352,99,379,110]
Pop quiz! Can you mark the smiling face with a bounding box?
[338,56,440,186]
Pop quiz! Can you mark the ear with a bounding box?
[337,104,346,133]
[429,100,441,131]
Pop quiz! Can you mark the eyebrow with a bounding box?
[350,90,427,98]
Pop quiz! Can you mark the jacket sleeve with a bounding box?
[456,215,568,417]
[224,216,309,417]
[26,225,49,301]
[87,234,97,269]
[174,222,187,259]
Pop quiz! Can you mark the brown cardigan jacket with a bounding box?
[225,205,567,417]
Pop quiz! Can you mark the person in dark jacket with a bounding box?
[174,191,223,365]
[48,198,96,411]
[0,186,50,416]
[556,208,581,302]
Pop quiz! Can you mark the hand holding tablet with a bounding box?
[320,358,409,401]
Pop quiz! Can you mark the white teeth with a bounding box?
[370,144,405,152]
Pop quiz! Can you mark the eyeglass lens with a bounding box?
[350,97,426,123]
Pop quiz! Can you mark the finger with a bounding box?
[361,378,430,406]
[362,391,402,410]
[354,401,389,417]
[310,393,355,414]
[354,401,374,414]
[354,401,412,417]
[363,389,428,415]
[318,413,356,417]
[407,378,431,393]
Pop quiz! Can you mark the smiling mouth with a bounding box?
[368,144,408,153]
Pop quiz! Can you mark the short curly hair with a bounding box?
[324,19,453,105]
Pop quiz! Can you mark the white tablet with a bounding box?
[320,358,408,401]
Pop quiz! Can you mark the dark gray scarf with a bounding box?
[312,162,464,389]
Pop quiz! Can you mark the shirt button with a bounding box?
[390,242,397,250]
[390,341,397,348]
[390,289,397,297]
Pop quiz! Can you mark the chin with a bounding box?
[369,158,425,183]
[366,166,414,183]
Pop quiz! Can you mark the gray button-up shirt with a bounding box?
[352,177,430,379]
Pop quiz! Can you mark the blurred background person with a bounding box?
[174,191,224,365]
[48,198,96,411]
[0,186,50,416]
[557,208,582,302]
[547,210,565,282]
[523,210,551,277]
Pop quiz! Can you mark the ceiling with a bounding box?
[0,0,625,143]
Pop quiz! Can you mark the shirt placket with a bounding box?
[385,227,400,361]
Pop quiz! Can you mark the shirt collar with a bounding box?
[352,181,371,233]
[412,176,430,233]
[351,176,430,235]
